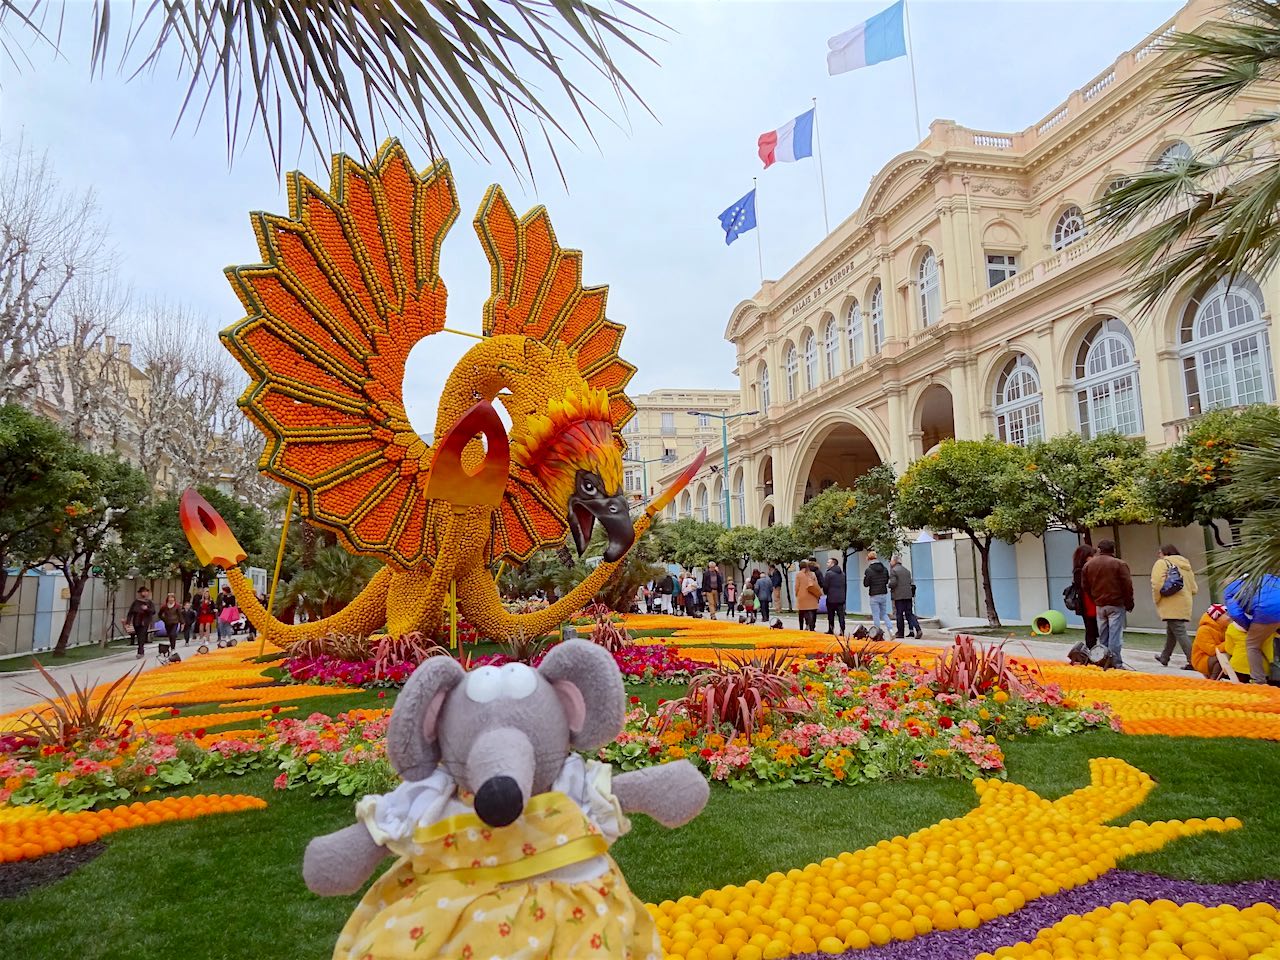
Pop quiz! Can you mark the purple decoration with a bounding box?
[785,871,1280,960]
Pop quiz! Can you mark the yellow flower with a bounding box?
[979,708,991,721]
[993,690,1009,704]
[704,733,725,750]
[1027,716,1046,730]
[774,743,799,765]
[305,752,322,764]
[667,746,687,760]
[932,748,952,758]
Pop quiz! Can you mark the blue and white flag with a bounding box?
[827,0,907,75]
[718,189,757,246]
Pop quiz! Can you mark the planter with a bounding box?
[1032,609,1067,635]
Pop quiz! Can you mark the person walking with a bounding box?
[754,569,774,624]
[681,570,699,617]
[740,577,758,624]
[1071,543,1099,649]
[702,562,723,619]
[822,557,847,635]
[1082,540,1135,669]
[769,564,783,608]
[863,551,892,637]
[180,599,196,644]
[157,593,184,652]
[123,587,156,659]
[193,590,216,643]
[1152,544,1198,668]
[888,555,922,639]
[216,584,239,640]
[796,561,822,631]
[1224,574,1280,685]
[654,572,674,615]
[725,578,737,618]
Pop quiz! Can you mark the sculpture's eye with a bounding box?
[580,476,598,496]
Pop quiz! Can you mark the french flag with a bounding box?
[757,108,815,169]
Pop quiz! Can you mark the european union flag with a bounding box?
[718,189,757,246]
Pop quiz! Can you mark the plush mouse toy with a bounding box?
[303,639,710,960]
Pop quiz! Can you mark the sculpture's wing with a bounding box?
[223,140,458,570]
[474,187,638,565]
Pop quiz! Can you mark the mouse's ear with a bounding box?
[387,656,465,780]
[537,639,625,751]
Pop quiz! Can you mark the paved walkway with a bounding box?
[673,609,1199,679]
[0,634,255,715]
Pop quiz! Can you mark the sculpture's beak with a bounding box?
[567,490,634,563]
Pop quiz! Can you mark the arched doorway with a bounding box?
[761,503,776,527]
[760,456,774,499]
[795,421,883,510]
[918,384,955,454]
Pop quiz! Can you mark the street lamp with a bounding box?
[622,452,677,511]
[686,409,759,528]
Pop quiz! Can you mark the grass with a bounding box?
[2,730,1277,960]
[0,640,138,673]
[967,625,1168,653]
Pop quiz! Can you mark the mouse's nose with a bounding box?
[474,775,524,827]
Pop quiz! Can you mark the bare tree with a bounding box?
[0,141,102,402]
[38,274,138,457]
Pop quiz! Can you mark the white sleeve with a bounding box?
[355,769,455,847]
[582,759,631,843]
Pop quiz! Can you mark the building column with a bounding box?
[949,357,975,440]
[886,384,910,472]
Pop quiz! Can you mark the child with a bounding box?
[740,583,757,624]
[725,580,737,618]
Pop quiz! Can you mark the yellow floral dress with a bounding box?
[333,756,659,960]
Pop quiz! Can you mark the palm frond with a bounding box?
[1090,0,1280,315]
[0,0,663,180]
[1208,435,1280,591]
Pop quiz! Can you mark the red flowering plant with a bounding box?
[598,652,1115,790]
[266,710,397,797]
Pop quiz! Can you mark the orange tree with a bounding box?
[1023,433,1154,544]
[793,465,901,567]
[896,439,1041,628]
[1142,405,1280,547]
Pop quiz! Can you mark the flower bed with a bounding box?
[600,656,1116,788]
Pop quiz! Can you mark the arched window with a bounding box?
[759,363,771,413]
[1074,318,1143,438]
[1157,141,1192,170]
[994,354,1045,446]
[823,318,840,379]
[696,485,709,522]
[711,478,724,524]
[732,470,745,521]
[846,301,864,366]
[784,344,799,401]
[802,332,818,389]
[869,284,885,354]
[1181,275,1274,416]
[1053,206,1086,250]
[918,249,941,326]
[679,490,692,519]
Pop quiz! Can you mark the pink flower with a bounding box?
[273,773,289,789]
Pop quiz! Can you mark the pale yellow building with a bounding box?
[655,0,1277,628]
[622,388,738,509]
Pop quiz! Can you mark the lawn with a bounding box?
[2,730,1276,960]
[0,640,138,673]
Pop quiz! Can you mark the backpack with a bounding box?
[1159,560,1185,597]
[1063,582,1082,614]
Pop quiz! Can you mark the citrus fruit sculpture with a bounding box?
[181,139,702,645]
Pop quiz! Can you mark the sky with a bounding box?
[1,0,1182,433]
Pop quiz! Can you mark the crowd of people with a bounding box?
[122,583,262,659]
[1069,540,1279,683]
[635,553,926,639]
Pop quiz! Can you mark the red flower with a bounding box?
[533,907,545,921]
[144,764,158,776]
[648,745,661,756]
[590,934,603,949]
[498,923,511,938]
[939,716,954,729]
[377,691,386,699]
[699,748,714,759]
[572,907,585,921]
[169,708,181,717]
[657,698,667,706]
[480,829,492,842]
[799,746,811,757]
[908,727,921,738]
[860,718,872,731]
[522,842,537,856]
[193,728,206,739]
[410,927,424,940]
[462,948,473,960]
[629,696,640,704]
[271,706,281,714]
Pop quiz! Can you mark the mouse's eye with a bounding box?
[498,662,538,699]
[464,665,503,703]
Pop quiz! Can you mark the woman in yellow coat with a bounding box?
[1222,620,1276,680]
[1151,545,1198,668]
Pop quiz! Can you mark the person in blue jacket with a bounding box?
[1224,575,1280,684]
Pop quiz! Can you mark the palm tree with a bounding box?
[0,1,658,178]
[278,542,381,618]
[1092,0,1280,589]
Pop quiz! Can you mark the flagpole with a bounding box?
[812,98,831,235]
[753,177,764,285]
[904,0,923,143]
